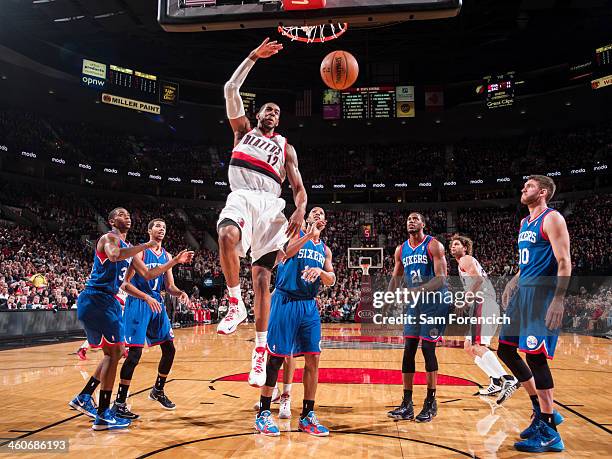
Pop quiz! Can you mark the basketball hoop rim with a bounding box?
[277,22,348,43]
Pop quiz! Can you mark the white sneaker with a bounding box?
[478,377,503,396]
[248,348,267,387]
[216,298,247,335]
[278,394,291,419]
[253,385,280,410]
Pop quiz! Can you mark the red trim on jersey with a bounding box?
[283,141,288,161]
[114,295,125,306]
[519,217,527,231]
[539,209,555,241]
[498,339,519,347]
[150,246,164,257]
[407,234,428,251]
[96,251,108,264]
[149,338,174,347]
[527,207,549,223]
[425,236,436,260]
[231,151,280,178]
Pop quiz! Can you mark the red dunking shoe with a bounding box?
[217,297,247,335]
[77,347,87,360]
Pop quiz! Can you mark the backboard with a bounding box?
[158,0,462,32]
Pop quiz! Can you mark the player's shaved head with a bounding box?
[108,207,127,222]
[258,102,280,114]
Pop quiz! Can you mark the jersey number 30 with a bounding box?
[519,248,530,265]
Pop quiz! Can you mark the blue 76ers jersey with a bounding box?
[131,248,169,301]
[401,235,438,288]
[518,208,558,287]
[275,232,326,300]
[85,235,131,295]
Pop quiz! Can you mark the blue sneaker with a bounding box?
[298,411,330,437]
[520,409,564,439]
[254,410,280,437]
[515,421,564,452]
[92,408,131,431]
[68,394,97,419]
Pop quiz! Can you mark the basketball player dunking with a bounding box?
[496,175,570,453]
[111,219,194,420]
[387,213,449,423]
[217,38,307,387]
[255,207,333,436]
[449,235,518,398]
[69,208,157,430]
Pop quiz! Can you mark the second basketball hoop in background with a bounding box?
[320,50,359,90]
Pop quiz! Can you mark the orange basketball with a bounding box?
[320,50,359,90]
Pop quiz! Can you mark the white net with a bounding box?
[278,22,347,43]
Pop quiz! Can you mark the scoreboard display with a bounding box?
[484,73,515,109]
[108,65,158,100]
[323,86,414,120]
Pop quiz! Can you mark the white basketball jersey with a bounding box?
[459,256,496,300]
[229,127,288,197]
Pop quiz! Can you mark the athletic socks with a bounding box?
[530,394,540,412]
[481,351,507,379]
[80,376,100,396]
[541,412,557,431]
[301,399,315,419]
[116,383,130,404]
[259,395,272,416]
[255,331,267,350]
[475,351,507,379]
[403,389,413,403]
[283,383,293,395]
[155,375,167,391]
[228,285,241,300]
[98,390,112,415]
[426,388,436,401]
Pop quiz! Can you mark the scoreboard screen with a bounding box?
[240,91,257,120]
[595,44,612,67]
[484,73,515,109]
[108,65,158,100]
[324,86,413,120]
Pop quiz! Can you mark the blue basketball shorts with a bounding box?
[267,292,321,357]
[77,287,124,348]
[123,296,174,347]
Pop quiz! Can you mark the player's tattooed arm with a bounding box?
[163,252,191,306]
[131,249,195,281]
[100,233,156,263]
[120,263,161,313]
[459,255,484,300]
[501,271,520,310]
[225,38,283,144]
[544,211,571,330]
[285,143,307,238]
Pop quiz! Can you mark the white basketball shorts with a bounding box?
[217,189,289,263]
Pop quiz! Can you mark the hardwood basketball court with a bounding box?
[1,324,610,458]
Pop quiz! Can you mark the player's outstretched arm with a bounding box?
[225,38,283,144]
[285,143,307,238]
[163,252,190,306]
[100,234,156,263]
[120,265,161,313]
[544,211,571,329]
[131,249,195,281]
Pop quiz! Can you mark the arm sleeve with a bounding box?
[224,56,255,119]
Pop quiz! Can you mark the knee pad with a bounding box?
[158,341,176,375]
[421,340,439,373]
[497,343,532,382]
[526,352,554,390]
[120,346,143,381]
[253,250,278,270]
[265,355,284,388]
[402,338,419,374]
